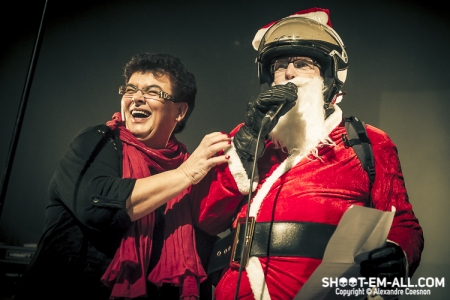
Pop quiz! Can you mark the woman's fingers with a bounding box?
[180,132,231,184]
[197,132,231,158]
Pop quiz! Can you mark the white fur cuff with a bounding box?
[225,139,259,195]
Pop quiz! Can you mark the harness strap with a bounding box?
[343,116,375,208]
[343,116,375,186]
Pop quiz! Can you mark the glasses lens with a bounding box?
[144,87,174,101]
[125,85,137,93]
[272,59,289,73]
[119,85,138,95]
[271,58,320,74]
[142,87,162,99]
[292,59,315,70]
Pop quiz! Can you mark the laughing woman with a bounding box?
[15,53,230,300]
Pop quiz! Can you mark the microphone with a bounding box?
[263,101,285,121]
[261,101,285,130]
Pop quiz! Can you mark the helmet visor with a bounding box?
[260,17,341,51]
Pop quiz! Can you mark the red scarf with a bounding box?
[101,113,207,299]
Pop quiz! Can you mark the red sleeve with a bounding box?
[190,124,248,235]
[368,125,424,276]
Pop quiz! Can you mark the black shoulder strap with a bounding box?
[343,116,375,207]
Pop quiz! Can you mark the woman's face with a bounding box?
[121,72,187,149]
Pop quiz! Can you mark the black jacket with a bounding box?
[15,124,134,299]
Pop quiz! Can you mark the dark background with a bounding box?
[1,0,449,298]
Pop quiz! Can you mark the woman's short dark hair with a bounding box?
[124,53,196,134]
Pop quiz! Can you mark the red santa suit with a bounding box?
[193,107,423,300]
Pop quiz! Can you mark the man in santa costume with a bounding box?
[193,7,423,300]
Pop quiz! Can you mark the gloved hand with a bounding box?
[360,242,407,283]
[233,82,298,174]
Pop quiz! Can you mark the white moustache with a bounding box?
[275,76,318,88]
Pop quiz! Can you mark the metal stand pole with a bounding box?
[0,0,49,219]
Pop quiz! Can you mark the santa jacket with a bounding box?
[193,109,424,300]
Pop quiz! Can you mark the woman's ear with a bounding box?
[175,102,189,122]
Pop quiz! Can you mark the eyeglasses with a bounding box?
[270,57,321,74]
[119,84,174,102]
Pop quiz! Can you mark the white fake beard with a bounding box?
[269,76,333,156]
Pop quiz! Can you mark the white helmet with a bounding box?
[253,8,348,105]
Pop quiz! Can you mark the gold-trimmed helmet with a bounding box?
[254,12,348,104]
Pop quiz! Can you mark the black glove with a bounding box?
[360,242,407,283]
[233,83,298,175]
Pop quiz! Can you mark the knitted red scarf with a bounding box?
[101,112,206,299]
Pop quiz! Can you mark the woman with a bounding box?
[15,53,230,300]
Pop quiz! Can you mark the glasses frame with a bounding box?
[119,84,174,102]
[270,57,321,74]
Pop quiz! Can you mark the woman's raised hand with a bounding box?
[180,132,231,184]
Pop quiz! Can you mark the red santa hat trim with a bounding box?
[252,7,332,51]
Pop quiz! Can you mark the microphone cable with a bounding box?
[234,116,273,300]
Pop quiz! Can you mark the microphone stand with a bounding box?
[0,0,49,220]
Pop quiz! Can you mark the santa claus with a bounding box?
[193,7,424,300]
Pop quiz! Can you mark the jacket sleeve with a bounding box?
[368,125,424,276]
[48,125,134,236]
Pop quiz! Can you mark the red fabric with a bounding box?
[195,121,423,300]
[259,7,332,30]
[101,112,206,299]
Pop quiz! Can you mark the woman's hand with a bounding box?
[180,132,231,184]
[127,132,231,220]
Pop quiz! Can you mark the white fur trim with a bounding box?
[244,152,304,299]
[246,256,271,300]
[252,11,330,50]
[300,11,329,26]
[225,139,258,195]
[252,28,268,51]
[248,152,303,218]
[244,107,342,298]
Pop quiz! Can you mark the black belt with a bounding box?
[207,220,336,275]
